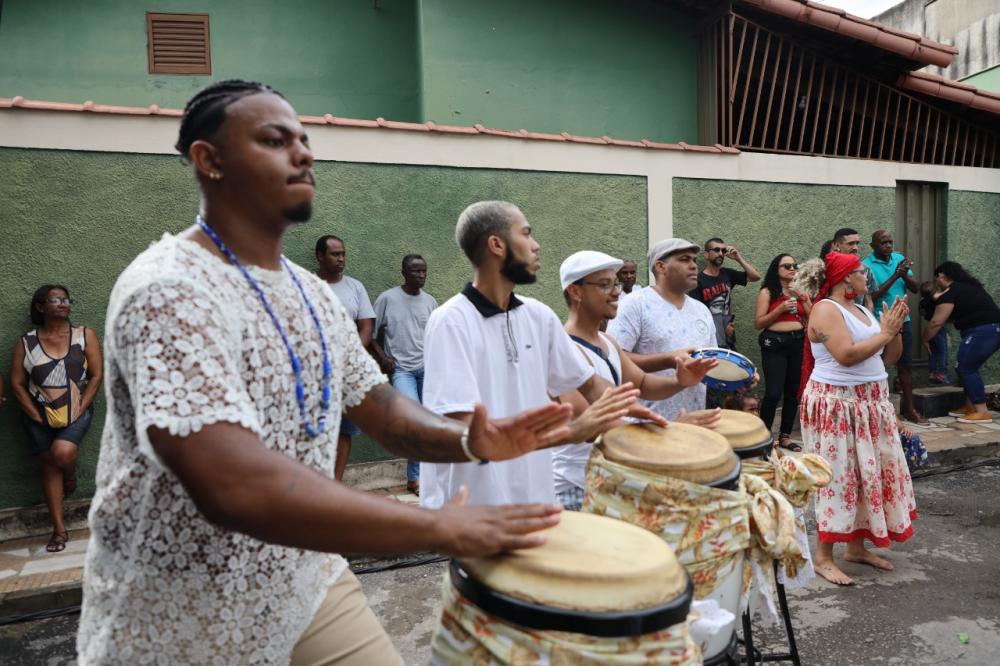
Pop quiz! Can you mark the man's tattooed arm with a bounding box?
[349,383,468,462]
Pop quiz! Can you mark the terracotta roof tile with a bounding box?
[0,96,738,154]
[898,71,1000,115]
[744,0,957,68]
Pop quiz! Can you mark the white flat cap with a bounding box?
[647,238,701,273]
[560,251,624,290]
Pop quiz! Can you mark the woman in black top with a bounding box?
[923,262,1000,424]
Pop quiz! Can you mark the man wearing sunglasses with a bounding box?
[690,237,761,350]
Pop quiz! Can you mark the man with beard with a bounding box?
[689,237,760,349]
[77,81,588,664]
[420,201,664,509]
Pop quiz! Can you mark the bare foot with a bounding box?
[814,559,854,586]
[844,547,894,571]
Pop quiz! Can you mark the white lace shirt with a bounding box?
[77,234,385,665]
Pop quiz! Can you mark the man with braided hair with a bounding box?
[76,80,638,664]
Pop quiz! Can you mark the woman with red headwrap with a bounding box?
[793,252,914,586]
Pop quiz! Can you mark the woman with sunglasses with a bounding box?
[10,285,102,553]
[754,254,811,451]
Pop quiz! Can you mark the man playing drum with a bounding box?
[552,250,720,510]
[609,239,721,421]
[77,81,620,665]
[420,203,665,509]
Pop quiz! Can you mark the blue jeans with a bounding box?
[392,367,424,482]
[956,323,1000,405]
[927,329,949,375]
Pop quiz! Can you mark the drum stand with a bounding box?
[739,562,801,666]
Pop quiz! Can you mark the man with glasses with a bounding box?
[420,202,665,510]
[609,239,723,421]
[552,251,717,509]
[690,237,760,349]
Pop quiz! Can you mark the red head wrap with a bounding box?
[798,252,863,398]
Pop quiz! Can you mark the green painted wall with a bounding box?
[961,64,1000,94]
[0,0,421,120]
[417,0,699,142]
[0,146,647,509]
[944,189,1000,380]
[672,179,897,377]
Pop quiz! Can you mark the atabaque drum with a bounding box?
[585,423,746,665]
[689,408,773,460]
[690,347,756,391]
[430,511,699,665]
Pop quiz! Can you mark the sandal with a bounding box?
[406,480,420,497]
[46,530,69,553]
[778,434,802,452]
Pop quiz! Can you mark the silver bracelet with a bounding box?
[460,426,487,464]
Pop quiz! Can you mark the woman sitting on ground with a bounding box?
[754,254,811,452]
[794,253,916,586]
[923,261,1000,424]
[10,285,102,553]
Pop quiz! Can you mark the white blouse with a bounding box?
[77,234,385,664]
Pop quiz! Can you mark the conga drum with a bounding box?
[430,511,699,665]
[690,409,773,460]
[584,422,746,665]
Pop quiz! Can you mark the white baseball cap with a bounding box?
[647,238,701,273]
[560,251,625,290]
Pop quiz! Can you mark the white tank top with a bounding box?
[552,333,622,494]
[810,299,888,386]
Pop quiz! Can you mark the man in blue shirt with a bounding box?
[863,229,927,425]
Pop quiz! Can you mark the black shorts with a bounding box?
[23,408,93,456]
[898,320,913,367]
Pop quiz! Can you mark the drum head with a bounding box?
[458,511,687,613]
[689,409,773,459]
[600,422,739,485]
[692,348,756,391]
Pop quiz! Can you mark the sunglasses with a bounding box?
[707,247,728,254]
[779,263,798,270]
[46,297,73,305]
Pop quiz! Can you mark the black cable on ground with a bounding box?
[352,554,448,575]
[0,604,81,626]
[912,456,1000,480]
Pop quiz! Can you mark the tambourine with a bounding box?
[690,347,756,391]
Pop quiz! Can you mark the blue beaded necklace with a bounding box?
[197,215,332,437]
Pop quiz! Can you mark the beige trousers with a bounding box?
[290,570,404,666]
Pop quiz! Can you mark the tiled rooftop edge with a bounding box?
[0,97,737,155]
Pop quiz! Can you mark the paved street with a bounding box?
[3,462,999,665]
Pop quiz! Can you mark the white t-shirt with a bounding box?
[420,284,595,508]
[373,286,438,371]
[608,286,716,420]
[552,332,621,495]
[77,234,385,664]
[327,275,375,322]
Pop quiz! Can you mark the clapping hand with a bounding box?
[880,296,908,337]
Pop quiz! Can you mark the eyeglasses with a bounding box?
[581,281,623,293]
[46,297,73,305]
[850,268,866,275]
[779,263,798,270]
[707,247,727,254]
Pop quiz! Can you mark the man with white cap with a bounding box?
[552,250,719,509]
[608,239,719,421]
[421,202,665,510]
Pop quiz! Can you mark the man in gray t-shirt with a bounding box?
[372,254,437,494]
[316,234,376,480]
